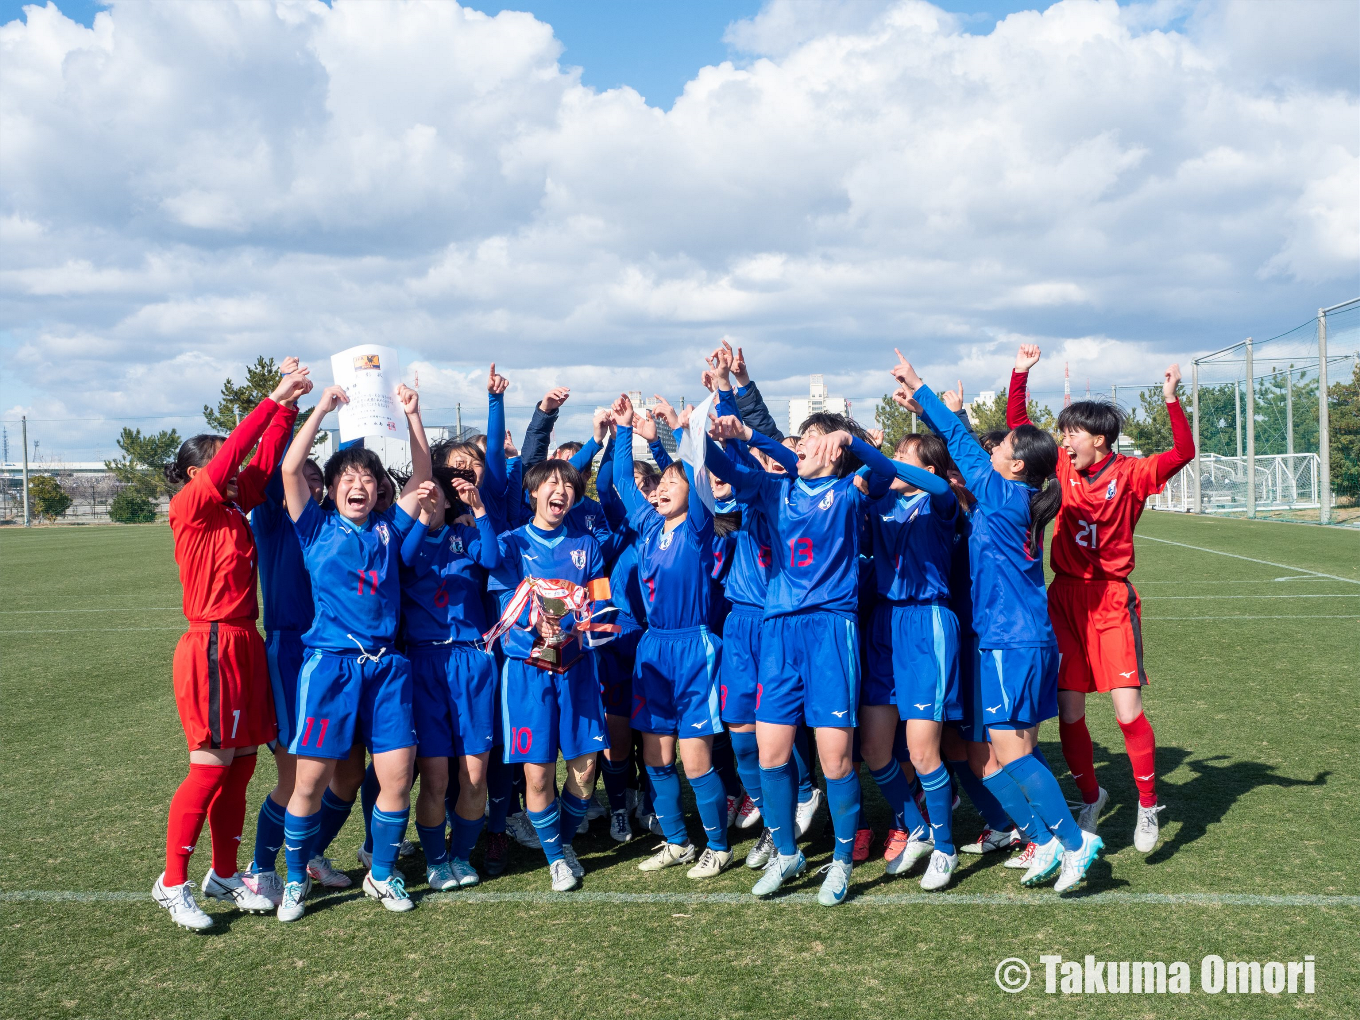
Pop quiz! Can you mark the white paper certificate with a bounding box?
[330,344,402,442]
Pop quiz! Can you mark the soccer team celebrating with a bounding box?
[152,340,1194,929]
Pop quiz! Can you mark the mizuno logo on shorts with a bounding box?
[986,704,1002,713]
[1119,670,1137,678]
[832,711,847,718]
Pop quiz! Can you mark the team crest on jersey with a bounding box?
[448,533,465,555]
[570,548,587,569]
[375,521,390,545]
[659,530,674,550]
[818,490,834,510]
[1104,479,1118,500]
[585,515,596,531]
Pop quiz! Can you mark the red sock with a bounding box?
[1059,717,1101,804]
[1118,713,1158,807]
[208,753,257,877]
[165,763,228,886]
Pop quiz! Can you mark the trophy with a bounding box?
[526,590,584,673]
[484,576,618,675]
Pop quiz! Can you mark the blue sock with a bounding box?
[1031,744,1053,774]
[451,811,485,862]
[527,801,564,864]
[369,806,410,881]
[314,787,354,858]
[759,760,798,857]
[252,795,286,873]
[360,762,379,855]
[416,821,448,867]
[825,773,862,862]
[792,727,815,802]
[486,754,512,834]
[558,791,592,846]
[601,757,629,812]
[919,763,955,856]
[947,758,1012,832]
[282,809,321,884]
[689,768,730,853]
[712,731,741,799]
[645,765,688,845]
[1004,753,1082,851]
[729,730,764,810]
[981,768,1047,845]
[869,760,927,839]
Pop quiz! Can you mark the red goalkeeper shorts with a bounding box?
[173,620,277,750]
[1049,577,1148,694]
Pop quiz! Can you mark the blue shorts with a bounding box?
[952,630,988,743]
[718,606,762,725]
[410,641,498,759]
[265,630,306,748]
[980,644,1059,730]
[290,649,416,760]
[866,602,962,722]
[500,655,609,764]
[633,626,723,737]
[757,611,860,729]
[597,627,644,718]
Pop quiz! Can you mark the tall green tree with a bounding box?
[1123,386,1172,455]
[873,394,917,453]
[970,388,1055,435]
[1329,360,1360,504]
[204,355,313,435]
[105,427,181,499]
[28,475,72,519]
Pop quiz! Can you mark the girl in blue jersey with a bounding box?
[707,411,898,906]
[277,383,433,921]
[890,353,1104,893]
[610,394,731,879]
[487,458,609,893]
[860,432,967,890]
[400,471,501,891]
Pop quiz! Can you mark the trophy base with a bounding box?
[525,635,583,674]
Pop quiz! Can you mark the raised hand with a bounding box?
[1015,344,1042,373]
[890,349,924,393]
[539,386,571,413]
[866,427,885,448]
[612,393,635,428]
[314,385,349,417]
[270,363,313,406]
[707,344,734,390]
[700,369,717,392]
[676,404,695,431]
[396,383,420,415]
[592,406,614,442]
[635,408,658,442]
[652,395,679,431]
[503,429,519,458]
[451,477,484,513]
[1163,363,1182,401]
[487,362,510,395]
[709,414,751,443]
[279,356,300,376]
[728,342,749,387]
[941,383,964,413]
[415,480,441,519]
[892,386,922,415]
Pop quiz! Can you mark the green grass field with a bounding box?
[2,513,1357,1019]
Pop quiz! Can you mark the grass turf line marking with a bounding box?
[1145,594,1360,599]
[0,627,186,634]
[1143,614,1358,621]
[0,607,182,614]
[4,890,1358,907]
[1138,535,1360,585]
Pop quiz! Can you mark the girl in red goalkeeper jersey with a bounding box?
[152,360,313,930]
[1007,345,1194,853]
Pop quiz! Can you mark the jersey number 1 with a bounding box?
[1074,519,1099,550]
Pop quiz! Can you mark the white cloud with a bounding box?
[0,0,1356,458]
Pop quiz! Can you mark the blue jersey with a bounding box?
[488,523,605,661]
[949,511,977,636]
[251,470,313,632]
[292,499,417,653]
[568,495,612,545]
[603,533,647,633]
[867,487,957,603]
[398,515,501,645]
[914,385,1053,648]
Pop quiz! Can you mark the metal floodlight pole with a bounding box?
[911,412,917,434]
[1318,308,1331,525]
[21,415,30,527]
[1285,367,1294,456]
[456,403,462,440]
[1111,385,1119,453]
[1234,379,1242,459]
[1245,338,1255,519]
[1191,362,1201,513]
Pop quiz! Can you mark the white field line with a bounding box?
[0,607,181,614]
[1143,615,1358,621]
[1144,594,1360,599]
[1138,536,1360,585]
[2,889,1357,908]
[0,627,185,634]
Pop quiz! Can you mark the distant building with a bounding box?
[788,375,847,436]
[623,393,679,466]
[313,425,463,474]
[966,389,997,426]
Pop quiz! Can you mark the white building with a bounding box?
[966,390,997,426]
[621,393,679,466]
[788,375,848,436]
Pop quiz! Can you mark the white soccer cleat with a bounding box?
[686,847,734,880]
[795,788,825,840]
[636,811,664,837]
[745,828,775,870]
[736,794,762,830]
[752,850,807,897]
[609,809,633,843]
[1076,787,1109,834]
[726,795,740,829]
[586,791,608,821]
[1133,803,1165,853]
[638,841,697,872]
[241,865,284,907]
[398,839,416,859]
[306,855,353,889]
[560,844,585,880]
[816,858,852,906]
[1004,840,1038,869]
[1021,838,1062,887]
[1055,830,1105,893]
[549,858,578,892]
[506,812,541,849]
[202,868,274,913]
[276,877,312,923]
[960,827,1021,855]
[885,836,934,876]
[919,850,958,891]
[152,875,213,931]
[426,861,460,891]
[449,858,481,888]
[363,871,415,912]
[356,845,373,869]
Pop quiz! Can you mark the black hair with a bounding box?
[1056,399,1126,448]
[633,460,660,487]
[323,446,387,490]
[979,429,1010,453]
[713,511,742,538]
[1009,424,1062,559]
[895,432,969,502]
[798,411,870,477]
[523,458,585,511]
[431,438,486,470]
[433,464,477,519]
[552,441,591,481]
[165,434,226,486]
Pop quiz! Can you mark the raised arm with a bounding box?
[522,387,569,468]
[860,459,950,496]
[283,385,344,522]
[207,360,310,498]
[484,364,509,492]
[1007,344,1041,428]
[394,384,432,519]
[608,400,655,521]
[1154,364,1195,483]
[449,476,501,571]
[595,434,629,531]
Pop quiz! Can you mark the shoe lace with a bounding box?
[384,873,408,899]
[175,881,200,910]
[1137,804,1165,829]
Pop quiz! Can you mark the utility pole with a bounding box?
[1318,308,1331,524]
[21,415,30,527]
[1191,361,1201,513]
[1111,385,1118,453]
[1245,338,1255,519]
[456,403,462,441]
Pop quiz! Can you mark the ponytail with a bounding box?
[1027,476,1063,556]
[165,434,226,488]
[1008,424,1061,557]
